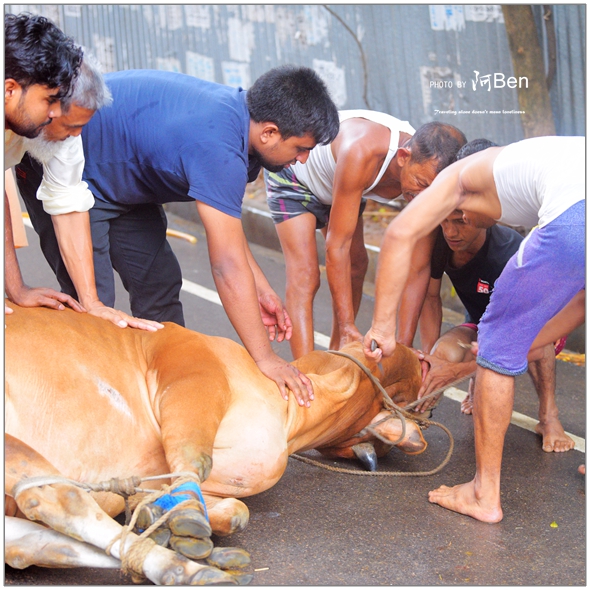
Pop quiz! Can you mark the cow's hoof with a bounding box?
[170,534,214,560]
[135,503,164,532]
[168,501,212,538]
[148,526,171,547]
[206,547,251,570]
[188,566,238,585]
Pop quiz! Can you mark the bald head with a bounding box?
[408,122,468,173]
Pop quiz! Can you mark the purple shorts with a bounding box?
[477,200,585,376]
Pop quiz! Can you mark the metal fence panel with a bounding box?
[5,4,585,144]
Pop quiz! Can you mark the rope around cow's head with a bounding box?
[290,349,474,477]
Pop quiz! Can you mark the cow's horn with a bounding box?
[352,442,378,472]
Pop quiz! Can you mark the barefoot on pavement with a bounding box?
[428,480,503,524]
[461,377,475,415]
[535,419,575,452]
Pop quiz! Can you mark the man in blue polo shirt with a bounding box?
[15,65,339,406]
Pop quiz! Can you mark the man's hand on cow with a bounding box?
[85,301,165,331]
[8,285,85,312]
[258,292,293,343]
[412,350,471,414]
[363,329,396,362]
[256,355,314,407]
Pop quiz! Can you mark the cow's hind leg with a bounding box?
[5,435,236,585]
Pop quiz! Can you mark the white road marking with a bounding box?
[444,387,584,453]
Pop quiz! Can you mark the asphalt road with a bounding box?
[5,211,586,586]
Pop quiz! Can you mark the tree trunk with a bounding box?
[502,5,556,138]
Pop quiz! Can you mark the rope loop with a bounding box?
[290,349,463,477]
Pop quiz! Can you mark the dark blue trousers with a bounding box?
[16,154,185,326]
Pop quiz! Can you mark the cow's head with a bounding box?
[295,341,426,469]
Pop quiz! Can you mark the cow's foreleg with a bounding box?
[5,435,236,584]
[157,370,231,480]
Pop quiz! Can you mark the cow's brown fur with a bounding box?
[5,304,422,581]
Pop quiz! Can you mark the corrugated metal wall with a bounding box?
[6,4,585,144]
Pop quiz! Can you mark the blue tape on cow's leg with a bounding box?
[153,480,209,522]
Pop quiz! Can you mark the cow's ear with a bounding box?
[369,411,427,455]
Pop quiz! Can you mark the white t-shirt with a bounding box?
[5,131,94,215]
[493,136,585,228]
[35,135,95,215]
[289,110,416,205]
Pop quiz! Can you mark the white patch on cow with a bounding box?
[96,380,133,419]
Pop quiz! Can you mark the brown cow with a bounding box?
[5,303,424,584]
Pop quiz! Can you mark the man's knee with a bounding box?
[286,262,321,298]
[431,338,468,363]
[431,327,477,363]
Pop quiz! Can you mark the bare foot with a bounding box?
[461,392,473,414]
[428,480,503,523]
[461,377,475,415]
[535,418,575,452]
[578,465,585,475]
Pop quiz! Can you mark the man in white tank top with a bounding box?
[265,113,467,358]
[365,135,585,523]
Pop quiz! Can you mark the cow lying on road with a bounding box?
[5,304,424,584]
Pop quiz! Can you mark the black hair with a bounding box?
[455,138,499,160]
[5,13,83,99]
[247,65,339,145]
[408,122,468,173]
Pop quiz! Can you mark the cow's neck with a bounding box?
[284,349,382,455]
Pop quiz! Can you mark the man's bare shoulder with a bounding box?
[458,146,505,194]
[333,117,391,159]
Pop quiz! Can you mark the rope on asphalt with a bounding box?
[291,350,472,477]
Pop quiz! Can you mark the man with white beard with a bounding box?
[14,55,163,332]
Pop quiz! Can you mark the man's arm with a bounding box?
[37,136,162,331]
[418,276,444,354]
[243,239,292,343]
[396,230,437,348]
[324,137,382,347]
[197,201,314,406]
[528,289,585,359]
[51,211,163,331]
[364,163,465,360]
[4,191,83,311]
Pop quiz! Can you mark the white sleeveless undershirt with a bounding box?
[492,136,585,228]
[289,110,416,205]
